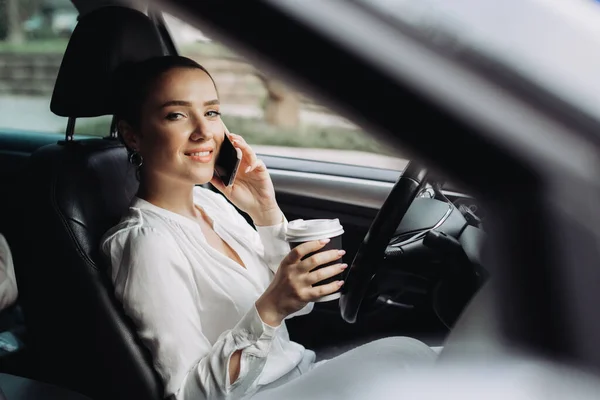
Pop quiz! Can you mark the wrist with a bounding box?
[255,295,285,327]
[251,207,283,227]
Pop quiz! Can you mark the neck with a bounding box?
[137,171,198,219]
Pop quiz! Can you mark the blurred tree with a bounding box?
[0,0,6,40]
[6,0,23,44]
[1,0,42,42]
[258,73,300,128]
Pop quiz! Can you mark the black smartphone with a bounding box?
[214,134,242,187]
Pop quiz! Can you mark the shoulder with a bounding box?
[100,207,180,267]
[101,209,187,297]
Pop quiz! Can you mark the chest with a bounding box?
[197,214,246,268]
[165,208,273,299]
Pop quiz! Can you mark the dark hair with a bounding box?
[112,55,216,133]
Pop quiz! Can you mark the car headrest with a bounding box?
[50,6,166,118]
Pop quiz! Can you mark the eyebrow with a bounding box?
[159,99,220,108]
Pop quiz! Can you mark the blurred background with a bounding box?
[0,0,407,170]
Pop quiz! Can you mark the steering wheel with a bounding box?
[340,162,428,323]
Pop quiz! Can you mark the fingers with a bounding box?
[284,239,331,264]
[228,132,244,142]
[306,280,345,300]
[299,249,345,273]
[222,121,230,133]
[229,133,258,172]
[306,263,348,285]
[226,132,265,174]
[249,159,267,173]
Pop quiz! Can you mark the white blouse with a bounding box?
[100,187,315,400]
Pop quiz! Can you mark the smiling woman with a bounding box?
[101,54,354,398]
[98,52,440,400]
[113,56,224,186]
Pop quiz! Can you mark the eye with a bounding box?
[206,110,221,118]
[166,112,185,121]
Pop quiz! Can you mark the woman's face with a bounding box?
[126,67,224,186]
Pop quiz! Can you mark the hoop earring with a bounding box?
[128,151,143,168]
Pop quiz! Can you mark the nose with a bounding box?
[189,113,214,142]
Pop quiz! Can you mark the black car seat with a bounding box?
[11,6,168,400]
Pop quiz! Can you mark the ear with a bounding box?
[118,120,140,151]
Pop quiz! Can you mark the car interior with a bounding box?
[2,0,597,399]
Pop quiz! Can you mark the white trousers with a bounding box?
[254,337,437,399]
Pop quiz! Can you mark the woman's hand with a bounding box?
[210,126,281,226]
[255,239,347,327]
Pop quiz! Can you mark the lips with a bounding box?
[184,148,213,163]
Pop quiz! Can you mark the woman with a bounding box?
[101,56,436,400]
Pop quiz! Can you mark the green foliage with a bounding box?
[0,0,49,41]
[70,116,112,136]
[0,38,67,52]
[222,116,391,155]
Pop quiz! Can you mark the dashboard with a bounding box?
[417,183,485,224]
[385,185,487,327]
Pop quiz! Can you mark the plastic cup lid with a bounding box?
[286,218,344,242]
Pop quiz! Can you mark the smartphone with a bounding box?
[214,134,242,187]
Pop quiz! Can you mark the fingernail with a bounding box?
[340,263,348,269]
[245,166,251,173]
[338,280,345,286]
[338,250,346,256]
[319,239,330,244]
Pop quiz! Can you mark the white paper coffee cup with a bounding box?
[286,219,345,302]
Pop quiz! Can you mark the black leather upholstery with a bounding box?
[14,139,163,400]
[51,6,165,117]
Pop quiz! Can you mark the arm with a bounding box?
[0,234,18,311]
[105,227,280,400]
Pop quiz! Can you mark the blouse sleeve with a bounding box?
[104,227,280,400]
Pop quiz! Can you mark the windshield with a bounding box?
[357,0,600,121]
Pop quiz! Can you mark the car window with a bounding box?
[0,5,406,171]
[165,14,407,171]
[0,1,111,137]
